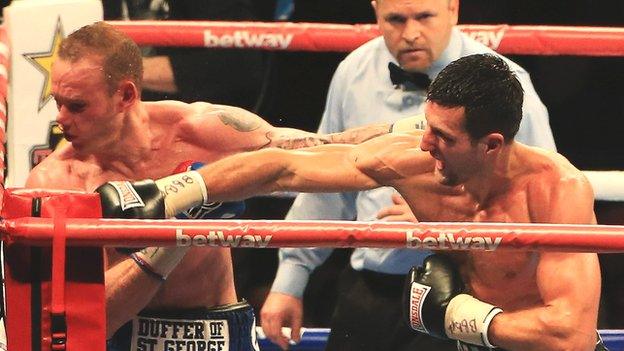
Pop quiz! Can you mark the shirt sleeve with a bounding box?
[271,192,357,297]
[270,62,357,297]
[315,61,349,134]
[515,72,557,151]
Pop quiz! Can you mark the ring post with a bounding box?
[2,189,106,351]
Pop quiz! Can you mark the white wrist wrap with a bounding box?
[135,246,190,279]
[390,114,427,133]
[155,171,207,218]
[444,294,502,348]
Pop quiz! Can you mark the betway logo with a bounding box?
[176,229,272,248]
[204,30,294,49]
[465,29,505,50]
[406,232,502,251]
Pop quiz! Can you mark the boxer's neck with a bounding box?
[93,102,156,174]
[461,142,517,205]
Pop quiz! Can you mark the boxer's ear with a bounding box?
[118,80,138,109]
[481,133,504,155]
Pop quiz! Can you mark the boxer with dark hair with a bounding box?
[261,0,555,349]
[103,54,605,351]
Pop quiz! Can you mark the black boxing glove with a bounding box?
[96,171,208,219]
[96,180,165,219]
[98,169,209,281]
[404,254,502,348]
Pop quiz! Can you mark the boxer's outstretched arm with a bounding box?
[268,114,426,147]
[488,175,599,351]
[96,133,427,219]
[192,103,334,150]
[194,103,424,151]
[328,113,427,144]
[188,132,427,204]
[267,122,401,148]
[151,142,381,218]
[326,122,392,144]
[147,132,428,217]
[197,144,379,202]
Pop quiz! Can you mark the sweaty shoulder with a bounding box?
[145,101,228,137]
[353,132,432,184]
[522,145,585,185]
[144,100,190,125]
[189,102,268,133]
[520,145,593,223]
[159,101,272,152]
[26,145,78,189]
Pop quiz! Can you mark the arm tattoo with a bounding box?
[218,112,261,132]
[329,124,391,144]
[265,131,332,150]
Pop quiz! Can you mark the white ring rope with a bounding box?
[583,171,624,202]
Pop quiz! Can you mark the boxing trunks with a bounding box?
[456,332,609,351]
[107,300,259,351]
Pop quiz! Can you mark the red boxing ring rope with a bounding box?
[109,21,624,56]
[2,217,624,253]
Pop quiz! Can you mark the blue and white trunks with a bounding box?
[107,300,259,351]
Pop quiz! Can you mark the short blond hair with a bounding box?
[58,21,143,94]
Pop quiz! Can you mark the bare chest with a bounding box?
[405,184,531,223]
[404,188,542,309]
[63,145,236,191]
[449,251,541,310]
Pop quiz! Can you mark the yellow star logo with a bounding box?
[23,17,65,111]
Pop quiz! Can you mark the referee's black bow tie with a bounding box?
[388,62,431,91]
